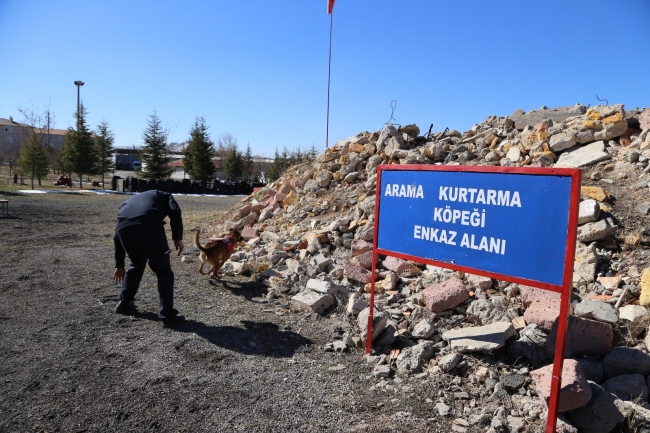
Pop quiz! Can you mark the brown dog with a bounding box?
[192,228,242,279]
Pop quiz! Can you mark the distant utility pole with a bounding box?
[325,0,336,149]
[74,80,84,119]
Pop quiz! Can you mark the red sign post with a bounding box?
[366,165,581,433]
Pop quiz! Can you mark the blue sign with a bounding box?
[376,168,573,286]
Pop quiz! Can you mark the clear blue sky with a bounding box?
[1,0,649,157]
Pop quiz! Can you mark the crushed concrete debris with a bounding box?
[193,104,650,432]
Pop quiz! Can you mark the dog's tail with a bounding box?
[193,230,208,254]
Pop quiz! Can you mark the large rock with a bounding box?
[291,291,335,315]
[353,222,374,241]
[358,308,390,343]
[578,199,600,225]
[299,168,316,188]
[530,359,592,412]
[260,230,280,243]
[346,293,368,315]
[375,125,397,152]
[509,105,586,130]
[554,140,612,168]
[466,298,517,325]
[549,133,577,152]
[603,347,650,378]
[602,374,648,401]
[594,119,628,141]
[267,249,288,264]
[577,218,617,243]
[509,324,552,368]
[546,316,613,357]
[395,342,435,375]
[357,196,375,216]
[618,305,650,338]
[565,382,627,433]
[640,109,650,130]
[315,170,333,188]
[384,133,407,156]
[373,325,396,347]
[442,322,515,353]
[422,277,470,313]
[305,279,348,299]
[411,319,436,339]
[581,186,610,202]
[621,401,650,431]
[574,299,619,325]
[437,353,462,372]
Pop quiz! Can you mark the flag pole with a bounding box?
[325,8,333,149]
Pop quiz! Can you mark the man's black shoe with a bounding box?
[115,300,136,314]
[162,315,186,326]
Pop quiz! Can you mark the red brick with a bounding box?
[278,184,293,195]
[240,226,259,241]
[546,315,613,357]
[344,261,372,284]
[251,203,266,214]
[351,240,373,257]
[382,256,420,275]
[422,277,469,313]
[531,359,592,412]
[236,204,252,218]
[354,251,375,269]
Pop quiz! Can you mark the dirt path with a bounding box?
[0,193,443,433]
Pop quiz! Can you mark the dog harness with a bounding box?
[225,235,236,254]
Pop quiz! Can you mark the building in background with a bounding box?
[0,117,31,162]
[1,117,68,166]
[34,127,67,150]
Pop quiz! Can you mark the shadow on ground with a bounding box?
[129,311,312,357]
[210,277,269,302]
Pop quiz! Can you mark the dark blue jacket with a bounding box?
[114,190,183,268]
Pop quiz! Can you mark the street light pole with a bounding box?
[74,80,84,119]
[73,80,84,186]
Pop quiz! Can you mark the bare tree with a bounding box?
[213,133,238,180]
[215,133,237,159]
[17,105,57,184]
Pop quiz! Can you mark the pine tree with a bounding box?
[182,117,215,180]
[307,144,319,161]
[140,112,172,179]
[243,142,254,183]
[61,105,97,189]
[17,132,49,190]
[95,120,116,188]
[266,148,281,182]
[223,146,244,181]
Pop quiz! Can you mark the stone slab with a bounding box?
[442,321,515,353]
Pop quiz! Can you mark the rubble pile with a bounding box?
[203,104,650,432]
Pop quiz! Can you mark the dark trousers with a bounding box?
[116,225,178,319]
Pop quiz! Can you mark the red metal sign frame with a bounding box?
[366,164,581,433]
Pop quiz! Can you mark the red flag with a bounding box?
[328,0,336,14]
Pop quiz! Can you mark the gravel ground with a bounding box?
[0,192,446,433]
